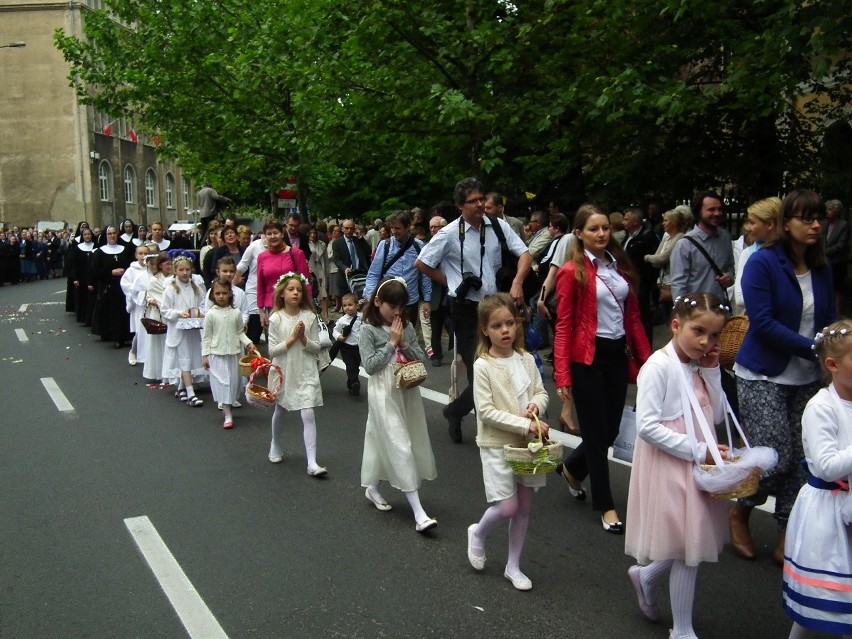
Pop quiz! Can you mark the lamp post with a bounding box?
[0,42,26,48]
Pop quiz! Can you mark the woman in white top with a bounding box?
[644,207,687,317]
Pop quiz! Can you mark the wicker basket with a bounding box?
[239,354,270,378]
[699,458,761,500]
[245,363,283,409]
[140,307,167,335]
[503,414,563,476]
[719,315,749,369]
[395,360,428,389]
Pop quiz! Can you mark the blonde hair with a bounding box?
[475,293,525,357]
[170,260,202,298]
[272,274,312,312]
[747,197,781,225]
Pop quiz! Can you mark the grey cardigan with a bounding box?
[358,323,426,375]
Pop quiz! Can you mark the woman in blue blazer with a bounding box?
[728,190,836,564]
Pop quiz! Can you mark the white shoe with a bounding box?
[415,517,438,533]
[467,524,485,571]
[365,488,392,511]
[504,570,532,591]
[268,449,283,463]
[217,402,223,410]
[128,351,137,366]
[232,399,242,408]
[307,466,328,477]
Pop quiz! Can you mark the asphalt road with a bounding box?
[0,280,806,638]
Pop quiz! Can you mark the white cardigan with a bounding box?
[202,306,253,356]
[473,352,548,449]
[635,347,726,462]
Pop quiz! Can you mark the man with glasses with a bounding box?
[669,191,734,302]
[283,213,312,262]
[416,178,531,444]
[525,210,551,264]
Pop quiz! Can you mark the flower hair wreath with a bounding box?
[673,295,730,313]
[275,272,309,289]
[167,248,195,267]
[813,327,850,348]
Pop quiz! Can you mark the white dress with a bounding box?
[359,323,436,492]
[784,386,852,633]
[122,261,150,362]
[161,275,207,380]
[267,309,323,410]
[142,273,168,383]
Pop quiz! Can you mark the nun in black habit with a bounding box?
[90,226,133,347]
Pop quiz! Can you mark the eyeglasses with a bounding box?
[789,214,825,225]
[464,196,487,205]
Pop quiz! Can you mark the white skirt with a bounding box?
[208,354,240,404]
[162,329,206,379]
[480,447,546,503]
[132,312,148,363]
[143,333,166,381]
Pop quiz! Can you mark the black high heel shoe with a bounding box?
[556,463,586,501]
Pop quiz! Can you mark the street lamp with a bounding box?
[0,42,26,48]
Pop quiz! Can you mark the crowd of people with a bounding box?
[27,178,852,639]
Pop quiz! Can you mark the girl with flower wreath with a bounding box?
[266,272,327,477]
[161,250,207,407]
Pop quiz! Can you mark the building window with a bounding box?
[145,169,158,207]
[165,173,176,209]
[183,178,191,212]
[98,161,113,202]
[123,165,136,203]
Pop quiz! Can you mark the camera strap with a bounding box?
[458,218,485,283]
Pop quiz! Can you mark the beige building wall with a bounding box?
[0,0,192,230]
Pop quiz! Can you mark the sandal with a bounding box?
[186,395,203,407]
[175,389,188,402]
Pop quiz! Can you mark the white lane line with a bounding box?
[18,304,28,313]
[327,356,775,513]
[52,289,65,295]
[124,516,229,639]
[15,328,28,343]
[40,377,74,412]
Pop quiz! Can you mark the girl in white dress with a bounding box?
[625,293,731,639]
[202,279,256,429]
[120,243,150,366]
[784,320,852,639]
[267,272,327,477]
[142,253,172,388]
[161,253,207,407]
[467,293,549,591]
[359,277,437,532]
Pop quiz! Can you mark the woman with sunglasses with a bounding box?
[729,190,836,565]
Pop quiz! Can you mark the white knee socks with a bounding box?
[669,560,699,639]
[300,408,318,468]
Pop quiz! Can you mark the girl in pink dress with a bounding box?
[625,292,732,639]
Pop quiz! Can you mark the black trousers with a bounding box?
[339,342,361,388]
[246,314,263,345]
[564,337,629,513]
[445,299,478,419]
[429,303,449,360]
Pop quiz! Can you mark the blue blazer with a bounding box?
[735,243,835,376]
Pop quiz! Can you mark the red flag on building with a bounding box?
[128,130,138,144]
[102,124,112,136]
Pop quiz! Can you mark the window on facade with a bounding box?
[124,165,136,203]
[182,178,191,211]
[165,173,176,209]
[145,169,158,207]
[98,161,113,202]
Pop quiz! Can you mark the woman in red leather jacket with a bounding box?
[553,204,651,534]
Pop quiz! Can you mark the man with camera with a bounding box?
[416,177,531,444]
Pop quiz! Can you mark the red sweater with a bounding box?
[553,256,650,388]
[256,247,311,309]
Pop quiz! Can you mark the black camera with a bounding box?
[455,272,483,300]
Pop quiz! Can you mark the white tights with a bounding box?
[270,405,318,468]
[471,485,532,578]
[635,559,699,638]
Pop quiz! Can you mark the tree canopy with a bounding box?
[55,0,852,216]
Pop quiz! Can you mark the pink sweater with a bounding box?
[256,247,310,309]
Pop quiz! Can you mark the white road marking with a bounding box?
[15,328,28,343]
[124,516,229,639]
[52,289,65,295]
[326,355,775,512]
[18,304,28,313]
[40,377,74,412]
